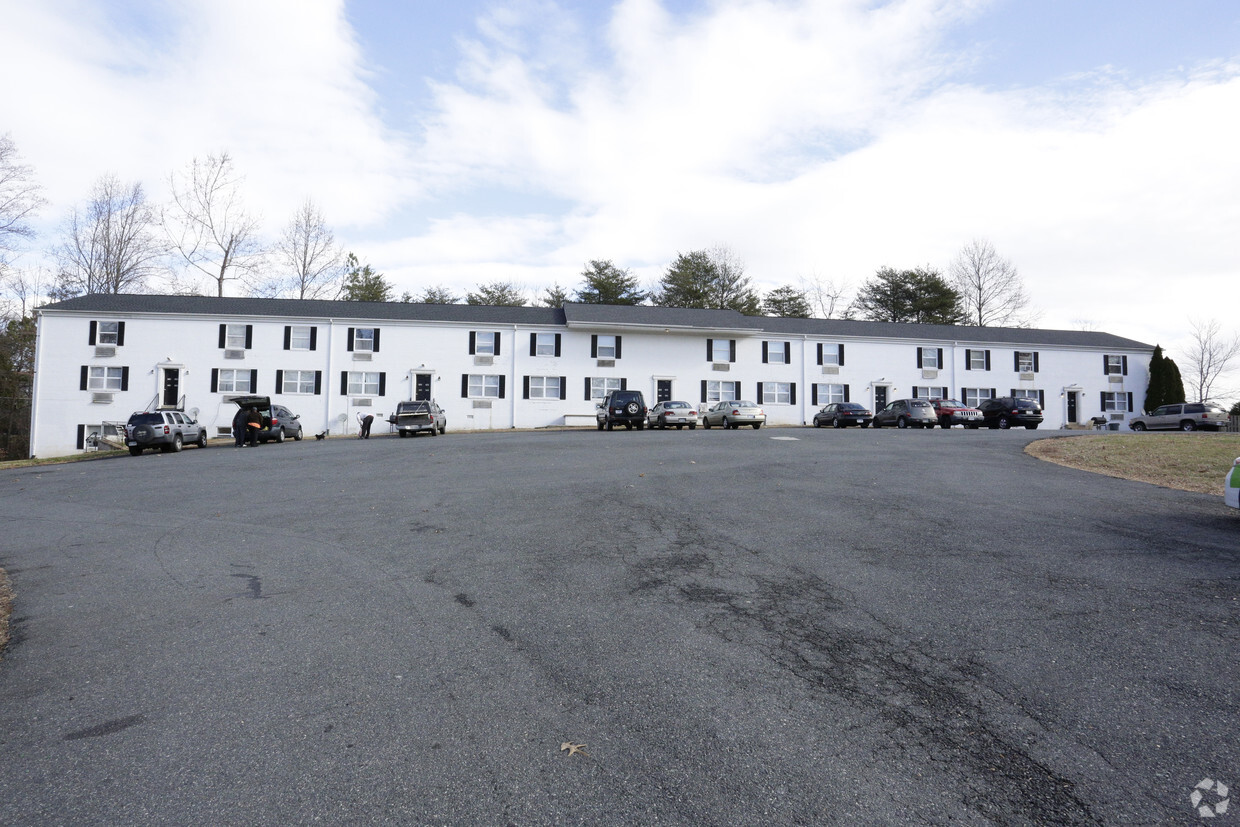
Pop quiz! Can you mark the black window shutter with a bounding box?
[984,350,990,371]
[80,365,88,391]
[990,388,996,398]
[757,382,764,402]
[494,334,501,356]
[1122,355,1128,376]
[701,380,708,403]
[554,334,561,357]
[314,372,322,395]
[620,378,628,390]
[559,377,567,400]
[530,333,537,356]
[1010,388,1017,396]
[733,381,741,397]
[211,368,219,393]
[615,336,622,359]
[378,373,386,396]
[706,340,714,362]
[116,322,125,346]
[844,384,850,402]
[245,325,253,349]
[372,329,381,353]
[218,324,226,349]
[275,370,283,393]
[342,372,349,396]
[584,378,591,400]
[250,369,258,391]
[88,321,97,345]
[1039,390,1046,407]
[1033,352,1040,373]
[917,349,923,368]
[591,335,598,358]
[523,376,530,399]
[462,375,469,397]
[811,384,819,405]
[498,376,506,398]
[816,343,823,365]
[1100,391,1106,410]
[838,344,845,366]
[1126,392,1133,411]
[347,328,355,352]
[965,348,972,369]
[1102,355,1108,374]
[785,342,791,363]
[790,383,796,404]
[469,331,476,355]
[309,328,317,351]
[729,340,736,363]
[937,348,943,369]
[762,342,768,363]
[283,326,291,350]
[121,367,129,391]
[76,424,86,451]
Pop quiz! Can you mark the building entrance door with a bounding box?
[161,368,180,409]
[657,380,672,403]
[1067,392,1078,424]
[415,373,432,401]
[873,385,888,411]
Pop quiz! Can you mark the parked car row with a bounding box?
[1128,402,1229,432]
[125,396,305,456]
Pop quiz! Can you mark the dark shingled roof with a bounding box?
[39,294,1152,350]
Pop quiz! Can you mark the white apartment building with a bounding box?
[29,294,1153,458]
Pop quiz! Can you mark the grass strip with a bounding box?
[1026,433,1240,495]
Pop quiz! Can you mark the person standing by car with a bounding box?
[359,413,374,439]
[245,407,263,447]
[232,406,248,447]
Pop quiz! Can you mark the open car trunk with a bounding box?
[231,395,273,430]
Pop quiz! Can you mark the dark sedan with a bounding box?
[812,402,872,428]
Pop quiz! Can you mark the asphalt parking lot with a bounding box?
[1,427,1236,825]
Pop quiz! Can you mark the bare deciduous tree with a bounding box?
[260,199,343,300]
[949,239,1037,327]
[0,134,46,276]
[53,174,166,297]
[1,266,54,319]
[1181,318,1240,402]
[164,152,264,297]
[798,272,849,318]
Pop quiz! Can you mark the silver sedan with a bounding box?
[701,400,766,430]
[647,401,700,429]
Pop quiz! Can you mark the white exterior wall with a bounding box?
[30,307,1151,458]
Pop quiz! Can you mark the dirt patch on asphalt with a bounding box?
[0,567,12,658]
[1026,433,1240,495]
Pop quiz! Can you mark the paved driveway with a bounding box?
[1,429,1236,825]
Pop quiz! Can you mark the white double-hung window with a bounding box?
[87,366,124,391]
[348,371,381,395]
[217,369,252,393]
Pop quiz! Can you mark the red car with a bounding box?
[929,398,983,429]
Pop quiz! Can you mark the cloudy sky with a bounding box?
[2,0,1239,368]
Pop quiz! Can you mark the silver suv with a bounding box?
[1129,402,1229,432]
[126,411,208,455]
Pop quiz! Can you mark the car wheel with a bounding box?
[169,434,183,453]
[1130,421,1145,432]
[703,418,712,429]
[1180,420,1196,432]
[440,424,446,434]
[723,417,731,429]
[998,416,1011,429]
[430,424,439,436]
[275,428,286,443]
[197,431,208,449]
[606,420,614,431]
[833,417,842,428]
[753,423,761,429]
[129,446,142,456]
[625,401,640,416]
[597,421,604,431]
[897,417,908,429]
[398,430,408,437]
[292,429,303,441]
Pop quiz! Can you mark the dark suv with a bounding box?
[231,396,304,443]
[125,410,208,455]
[596,390,647,430]
[978,397,1043,429]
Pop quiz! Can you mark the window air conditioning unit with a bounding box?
[91,393,114,404]
[712,363,730,372]
[1108,375,1123,384]
[474,355,494,366]
[224,349,245,359]
[352,398,372,406]
[472,400,493,409]
[921,370,938,380]
[94,346,116,358]
[596,359,615,368]
[821,366,839,375]
[353,352,372,361]
[1019,372,1035,381]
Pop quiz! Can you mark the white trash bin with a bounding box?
[1226,458,1240,510]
